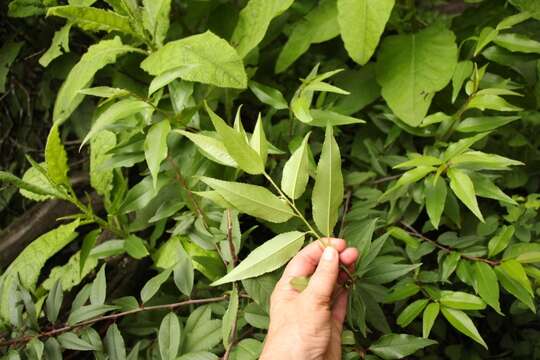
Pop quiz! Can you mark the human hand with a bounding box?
[260,238,359,360]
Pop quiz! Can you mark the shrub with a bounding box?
[1,0,540,359]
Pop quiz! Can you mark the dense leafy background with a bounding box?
[1,0,540,359]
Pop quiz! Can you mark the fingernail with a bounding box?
[323,247,336,261]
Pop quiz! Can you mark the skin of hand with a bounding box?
[260,238,359,360]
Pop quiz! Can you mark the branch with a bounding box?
[1,296,228,348]
[399,222,500,266]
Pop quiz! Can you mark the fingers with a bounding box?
[281,238,346,280]
[339,247,359,267]
[331,288,349,327]
[304,246,340,303]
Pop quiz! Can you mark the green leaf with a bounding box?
[142,0,171,47]
[376,25,458,126]
[159,313,181,360]
[488,225,515,257]
[440,307,487,348]
[440,291,486,310]
[124,235,149,259]
[222,287,239,348]
[200,177,294,223]
[90,130,116,198]
[443,132,490,161]
[177,353,218,360]
[244,302,269,329]
[309,109,365,127]
[474,27,499,56]
[231,0,294,57]
[440,251,460,282]
[456,116,520,133]
[47,6,136,35]
[474,262,501,313]
[494,33,540,54]
[250,115,268,166]
[467,94,523,112]
[53,36,137,124]
[0,220,79,321]
[312,126,344,236]
[140,269,172,303]
[248,81,288,110]
[509,0,540,19]
[39,23,71,67]
[145,120,170,190]
[67,304,118,325]
[212,231,305,286]
[0,171,59,200]
[58,332,96,351]
[447,168,484,222]
[363,263,421,284]
[45,280,63,324]
[275,0,340,73]
[498,259,533,295]
[45,124,69,186]
[205,105,264,174]
[452,60,473,103]
[105,324,127,360]
[83,99,152,146]
[177,130,237,168]
[44,338,62,360]
[425,176,447,229]
[90,264,107,305]
[368,333,437,360]
[470,173,516,205]
[383,282,420,303]
[0,40,23,93]
[8,0,45,17]
[141,31,247,89]
[495,263,535,312]
[183,319,222,353]
[173,245,194,296]
[397,299,429,328]
[337,0,395,65]
[281,132,311,200]
[422,303,439,338]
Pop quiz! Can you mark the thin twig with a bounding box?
[338,188,353,239]
[226,208,238,266]
[370,174,401,185]
[167,156,208,225]
[1,296,228,348]
[399,221,500,266]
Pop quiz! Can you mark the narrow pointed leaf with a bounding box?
[447,168,484,222]
[212,231,305,286]
[281,132,311,199]
[144,120,171,190]
[440,307,487,348]
[422,303,439,338]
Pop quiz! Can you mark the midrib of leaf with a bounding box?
[361,0,367,59]
[290,145,306,198]
[325,137,334,235]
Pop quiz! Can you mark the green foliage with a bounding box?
[1,0,540,359]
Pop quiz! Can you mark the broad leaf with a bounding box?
[281,132,311,199]
[376,25,458,126]
[159,313,181,360]
[337,0,395,65]
[200,177,294,223]
[211,231,305,286]
[447,168,484,222]
[142,0,171,47]
[440,307,487,348]
[144,120,170,189]
[312,126,344,236]
[67,304,118,325]
[140,269,173,303]
[425,176,447,229]
[47,6,136,35]
[222,287,239,348]
[205,105,264,174]
[0,220,79,321]
[90,264,107,305]
[39,23,71,67]
[231,0,294,57]
[488,225,515,257]
[439,291,486,310]
[53,36,137,124]
[141,31,247,89]
[105,324,127,360]
[45,124,69,186]
[397,299,428,328]
[368,334,437,359]
[474,262,501,313]
[422,303,439,339]
[0,40,23,93]
[275,0,340,73]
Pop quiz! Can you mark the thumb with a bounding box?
[305,246,339,304]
